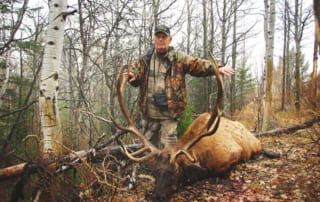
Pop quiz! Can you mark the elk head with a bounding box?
[110,54,223,201]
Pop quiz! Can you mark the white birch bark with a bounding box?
[39,0,67,158]
[262,0,275,131]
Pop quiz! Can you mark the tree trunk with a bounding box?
[209,0,215,54]
[286,5,291,101]
[230,0,237,114]
[77,0,91,149]
[39,0,67,158]
[0,51,11,108]
[202,0,210,111]
[310,0,319,108]
[202,0,208,59]
[262,0,275,131]
[281,0,288,111]
[294,0,301,111]
[187,0,191,54]
[220,0,227,66]
[153,0,160,26]
[311,37,318,108]
[314,0,320,49]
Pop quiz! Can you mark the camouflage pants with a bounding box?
[142,118,178,149]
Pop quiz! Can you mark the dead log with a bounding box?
[0,163,27,180]
[254,116,320,136]
[0,143,142,181]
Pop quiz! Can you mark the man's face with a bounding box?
[153,33,172,53]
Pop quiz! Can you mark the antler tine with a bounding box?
[206,51,223,130]
[174,52,223,155]
[121,144,161,162]
[111,63,161,162]
[115,63,134,126]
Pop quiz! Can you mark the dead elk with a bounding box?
[151,114,262,200]
[111,61,265,201]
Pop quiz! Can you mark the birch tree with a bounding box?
[262,0,275,130]
[39,0,67,158]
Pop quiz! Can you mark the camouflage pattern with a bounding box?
[130,46,218,119]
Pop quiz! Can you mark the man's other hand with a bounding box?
[218,66,235,76]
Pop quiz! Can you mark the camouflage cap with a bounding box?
[154,25,170,36]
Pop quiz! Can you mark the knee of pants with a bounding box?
[143,120,160,140]
[160,120,178,136]
[160,120,178,147]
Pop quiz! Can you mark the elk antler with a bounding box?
[172,52,223,160]
[109,64,161,162]
[205,51,223,131]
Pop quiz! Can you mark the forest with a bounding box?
[0,0,319,201]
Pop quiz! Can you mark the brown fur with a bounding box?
[179,114,261,173]
[150,113,262,200]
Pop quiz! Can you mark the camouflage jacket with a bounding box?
[130,46,219,119]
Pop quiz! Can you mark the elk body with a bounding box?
[112,59,263,201]
[150,114,262,200]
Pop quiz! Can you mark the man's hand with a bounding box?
[123,72,136,83]
[218,66,235,76]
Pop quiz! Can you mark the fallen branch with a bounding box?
[0,162,27,180]
[254,115,320,136]
[0,142,142,181]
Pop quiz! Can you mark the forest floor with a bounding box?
[106,108,320,202]
[107,125,320,202]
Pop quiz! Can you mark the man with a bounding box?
[126,24,234,149]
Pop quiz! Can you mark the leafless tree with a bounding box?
[262,0,275,130]
[39,0,67,158]
[292,0,313,110]
[310,0,320,108]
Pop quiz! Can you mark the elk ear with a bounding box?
[171,150,195,164]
